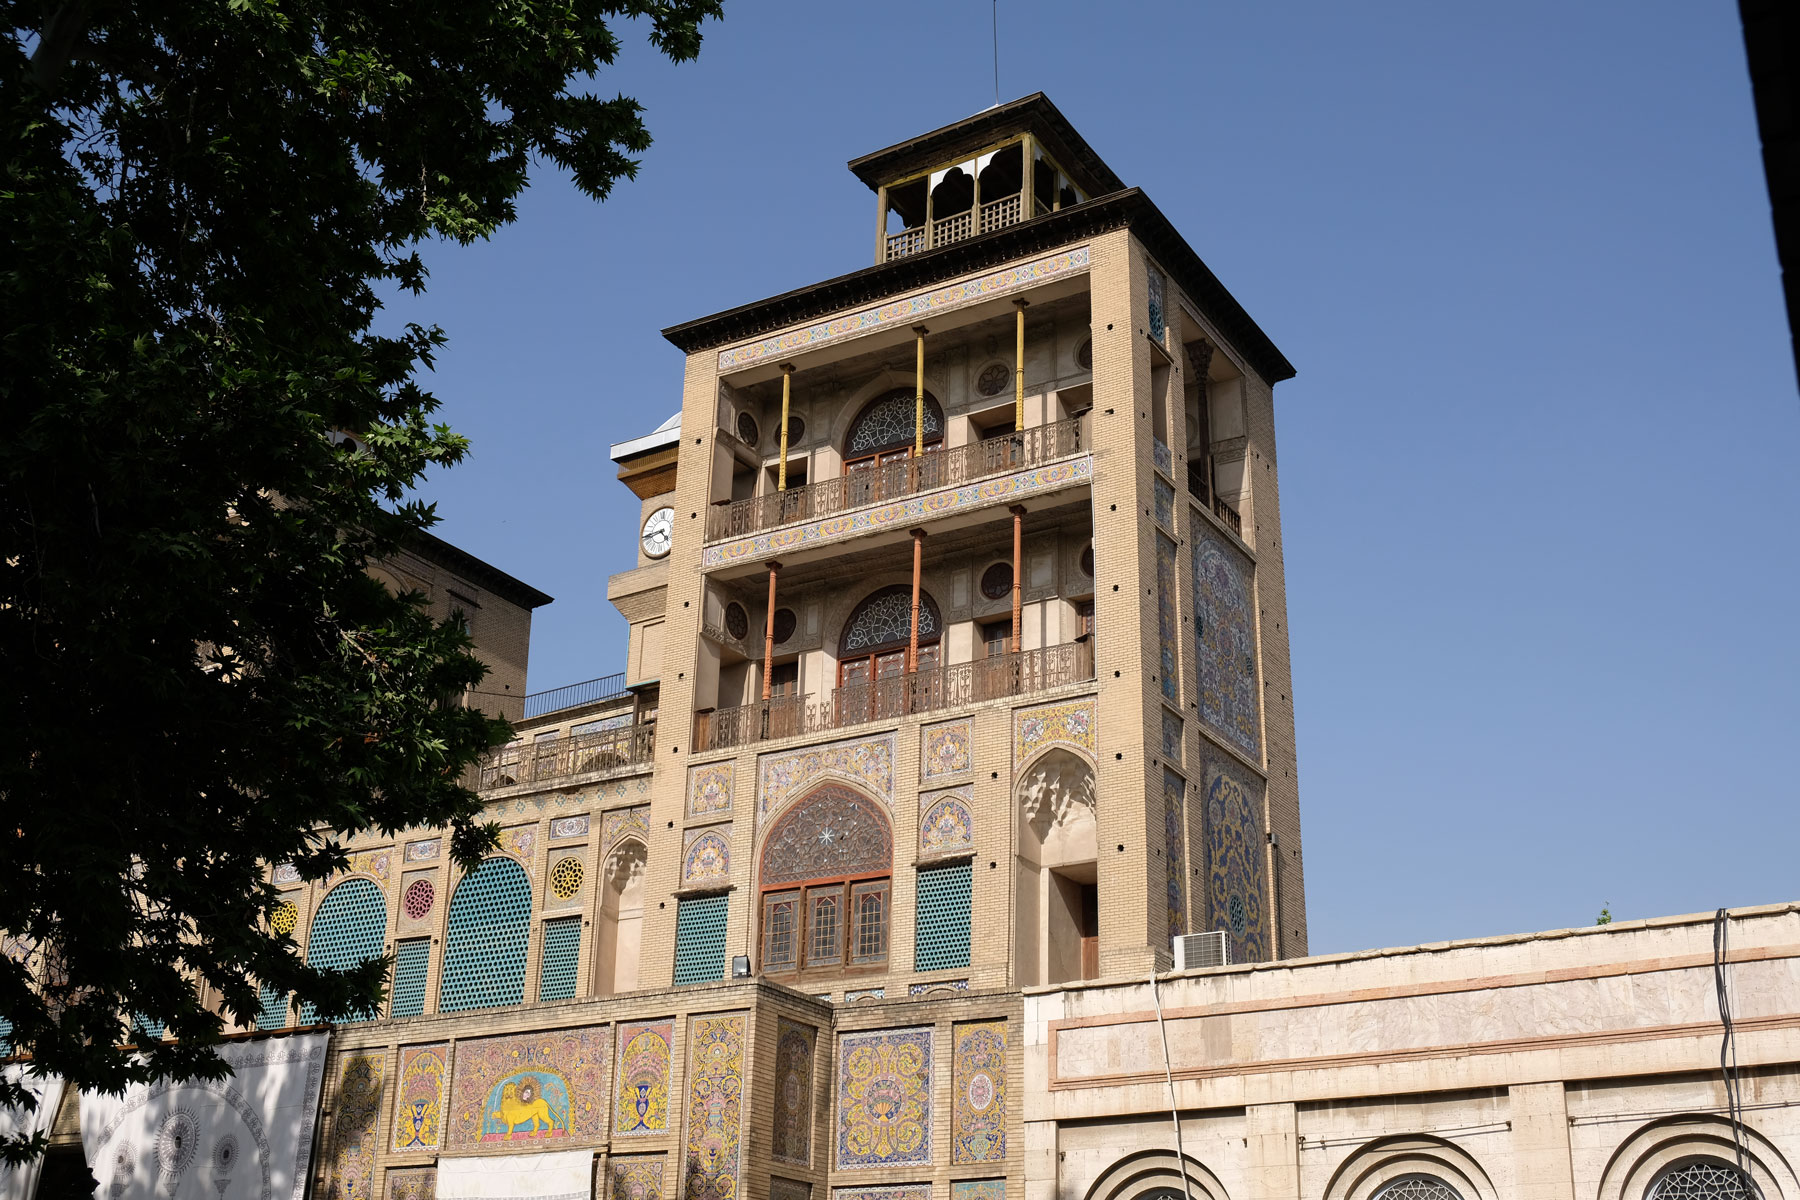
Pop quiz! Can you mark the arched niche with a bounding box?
[1014,748,1097,986]
[297,877,387,1024]
[592,838,647,997]
[1596,1115,1798,1200]
[439,856,531,1013]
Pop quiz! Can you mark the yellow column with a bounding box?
[908,529,926,673]
[777,363,794,491]
[1013,298,1029,432]
[912,325,928,456]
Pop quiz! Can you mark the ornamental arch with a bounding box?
[438,855,532,1013]
[592,837,647,998]
[756,782,894,979]
[1083,1149,1231,1200]
[1014,746,1097,986]
[1596,1116,1796,1200]
[297,877,387,1023]
[1321,1135,1498,1200]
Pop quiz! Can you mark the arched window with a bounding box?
[838,585,942,721]
[1373,1178,1465,1200]
[297,878,387,1024]
[758,785,892,978]
[844,388,944,465]
[439,857,532,1013]
[1648,1160,1758,1200]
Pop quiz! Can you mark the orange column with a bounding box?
[908,528,926,672]
[1011,505,1025,651]
[761,561,781,701]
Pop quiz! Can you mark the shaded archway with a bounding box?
[758,784,893,978]
[592,838,647,997]
[1014,748,1097,986]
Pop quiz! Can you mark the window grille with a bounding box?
[1649,1161,1757,1200]
[673,895,729,985]
[808,887,844,966]
[538,916,582,1002]
[390,938,430,1017]
[549,856,584,901]
[0,1016,11,1057]
[762,892,798,972]
[850,881,889,965]
[439,856,532,1013]
[914,861,972,971]
[1372,1177,1464,1200]
[298,877,387,1024]
[255,985,288,1030]
[131,1015,166,1042]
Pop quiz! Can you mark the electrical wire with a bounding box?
[1713,907,1750,1178]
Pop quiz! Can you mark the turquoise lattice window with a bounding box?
[390,937,430,1018]
[131,1014,166,1042]
[0,1016,11,1056]
[914,860,972,971]
[439,856,532,1013]
[673,895,728,985]
[298,878,388,1024]
[255,985,288,1030]
[538,917,582,1002]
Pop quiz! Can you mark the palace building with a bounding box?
[18,95,1799,1200]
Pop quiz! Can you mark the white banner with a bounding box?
[0,1067,66,1200]
[437,1150,595,1200]
[79,1032,329,1200]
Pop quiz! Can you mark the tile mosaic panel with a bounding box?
[549,815,589,839]
[404,840,440,863]
[1205,760,1268,964]
[921,719,972,780]
[390,1043,447,1152]
[615,1019,674,1137]
[719,247,1090,370]
[603,805,651,852]
[772,1019,815,1166]
[758,731,895,822]
[1161,709,1183,761]
[682,826,731,885]
[1155,533,1178,702]
[703,457,1093,570]
[610,1156,666,1200]
[770,1181,811,1200]
[1147,266,1166,342]
[951,1020,1007,1164]
[687,762,735,819]
[832,1187,931,1200]
[273,862,302,884]
[1163,771,1187,938]
[682,1014,745,1200]
[497,826,536,863]
[333,848,392,884]
[919,786,975,857]
[837,1027,932,1169]
[952,1183,1005,1200]
[1153,476,1175,528]
[1013,698,1096,767]
[387,1169,436,1200]
[327,1051,384,1200]
[844,988,885,1001]
[908,980,969,995]
[1192,530,1260,758]
[447,1027,608,1146]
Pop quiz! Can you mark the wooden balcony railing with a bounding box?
[476,723,654,790]
[707,416,1086,543]
[882,193,1039,260]
[692,639,1095,753]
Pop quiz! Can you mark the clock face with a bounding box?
[640,506,675,559]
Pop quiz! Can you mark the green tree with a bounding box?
[0,0,721,1159]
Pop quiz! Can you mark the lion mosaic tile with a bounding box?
[687,762,735,819]
[614,1019,674,1137]
[758,731,895,822]
[837,1026,933,1169]
[390,1043,447,1152]
[610,1156,666,1200]
[919,786,975,857]
[921,719,972,780]
[1193,529,1260,758]
[327,1051,384,1200]
[1205,759,1268,964]
[1013,697,1096,767]
[603,805,651,852]
[683,1014,746,1200]
[772,1019,815,1166]
[387,1168,436,1200]
[717,246,1090,371]
[447,1027,608,1147]
[703,457,1093,569]
[682,825,731,885]
[951,1020,1007,1164]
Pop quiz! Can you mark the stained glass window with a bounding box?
[808,887,843,966]
[844,389,945,457]
[851,881,889,965]
[1371,1176,1463,1200]
[763,891,799,971]
[298,878,387,1024]
[1649,1161,1758,1200]
[760,784,893,888]
[759,786,891,976]
[841,586,941,654]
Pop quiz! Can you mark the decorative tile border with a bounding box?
[758,731,895,823]
[703,456,1092,569]
[603,806,650,854]
[919,786,974,857]
[908,980,969,995]
[1013,697,1097,767]
[832,1188,931,1200]
[718,246,1091,371]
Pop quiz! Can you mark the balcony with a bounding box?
[707,417,1086,544]
[692,639,1094,753]
[883,193,1042,261]
[477,722,654,791]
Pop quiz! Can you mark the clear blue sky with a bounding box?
[393,2,1800,955]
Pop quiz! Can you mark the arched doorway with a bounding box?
[837,585,942,722]
[592,839,646,997]
[757,784,893,981]
[1015,749,1098,986]
[842,388,945,505]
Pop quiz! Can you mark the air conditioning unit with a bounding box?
[1173,931,1230,971]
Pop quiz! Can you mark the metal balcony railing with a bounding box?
[706,416,1086,543]
[476,723,654,790]
[693,639,1095,753]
